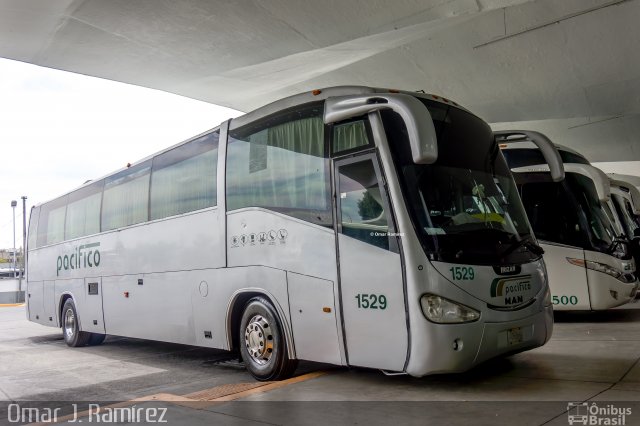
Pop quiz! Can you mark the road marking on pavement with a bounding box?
[182,370,328,403]
[207,370,327,402]
[0,303,24,307]
[26,370,329,425]
[184,381,273,400]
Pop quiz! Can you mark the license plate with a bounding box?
[507,327,523,345]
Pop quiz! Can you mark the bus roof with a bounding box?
[499,138,587,162]
[231,85,474,130]
[511,162,611,202]
[33,86,473,209]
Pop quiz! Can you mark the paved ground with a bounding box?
[1,303,640,425]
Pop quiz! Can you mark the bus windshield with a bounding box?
[386,99,537,265]
[612,193,640,239]
[515,172,619,253]
[569,173,619,250]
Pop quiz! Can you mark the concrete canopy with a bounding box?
[1,0,639,161]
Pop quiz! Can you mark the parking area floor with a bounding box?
[2,303,640,425]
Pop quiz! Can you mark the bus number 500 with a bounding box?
[552,295,578,305]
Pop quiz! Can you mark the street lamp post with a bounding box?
[21,196,27,293]
[11,200,17,278]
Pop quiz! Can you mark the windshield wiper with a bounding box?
[500,235,545,258]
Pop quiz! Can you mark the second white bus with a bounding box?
[498,131,637,310]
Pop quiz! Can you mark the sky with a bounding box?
[0,58,243,252]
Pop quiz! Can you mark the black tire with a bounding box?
[61,299,91,347]
[87,333,106,346]
[239,297,297,381]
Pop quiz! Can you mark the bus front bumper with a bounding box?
[405,304,553,377]
[587,271,638,310]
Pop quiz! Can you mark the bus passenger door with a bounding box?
[334,154,408,371]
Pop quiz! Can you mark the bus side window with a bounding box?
[37,197,68,247]
[101,161,151,231]
[28,206,41,249]
[337,159,390,250]
[226,104,332,226]
[65,180,103,240]
[150,131,219,220]
[332,120,371,155]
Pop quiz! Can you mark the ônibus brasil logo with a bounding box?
[56,242,101,276]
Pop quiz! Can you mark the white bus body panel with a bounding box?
[403,254,552,376]
[226,208,345,365]
[287,272,341,364]
[28,208,224,282]
[226,208,337,282]
[43,280,56,325]
[541,242,637,310]
[540,242,590,310]
[584,250,637,310]
[28,208,225,343]
[28,204,346,366]
[26,281,43,324]
[337,233,407,371]
[81,277,105,334]
[102,266,291,349]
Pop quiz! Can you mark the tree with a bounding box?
[357,190,382,220]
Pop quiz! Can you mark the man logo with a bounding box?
[490,275,532,305]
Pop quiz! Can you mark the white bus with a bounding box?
[608,174,640,239]
[26,87,553,381]
[498,131,637,311]
[608,174,640,281]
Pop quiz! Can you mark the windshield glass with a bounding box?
[612,193,640,239]
[384,99,537,265]
[514,172,618,252]
[570,173,619,250]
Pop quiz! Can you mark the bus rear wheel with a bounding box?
[239,297,297,381]
[62,299,105,347]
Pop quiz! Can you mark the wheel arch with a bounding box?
[225,288,296,360]
[58,292,79,329]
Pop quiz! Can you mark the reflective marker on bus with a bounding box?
[26,87,553,381]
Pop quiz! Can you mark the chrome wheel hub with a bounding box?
[244,315,273,365]
[64,308,75,339]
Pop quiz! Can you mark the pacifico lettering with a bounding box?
[56,242,101,276]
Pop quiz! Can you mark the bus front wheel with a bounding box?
[239,297,297,381]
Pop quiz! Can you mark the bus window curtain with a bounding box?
[227,116,328,212]
[150,149,217,220]
[333,120,369,153]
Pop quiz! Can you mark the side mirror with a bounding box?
[324,93,438,164]
[563,163,610,203]
[495,130,565,182]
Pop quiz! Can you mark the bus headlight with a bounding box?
[567,258,635,283]
[420,294,480,324]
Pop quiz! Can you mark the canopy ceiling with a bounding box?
[1,0,638,161]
